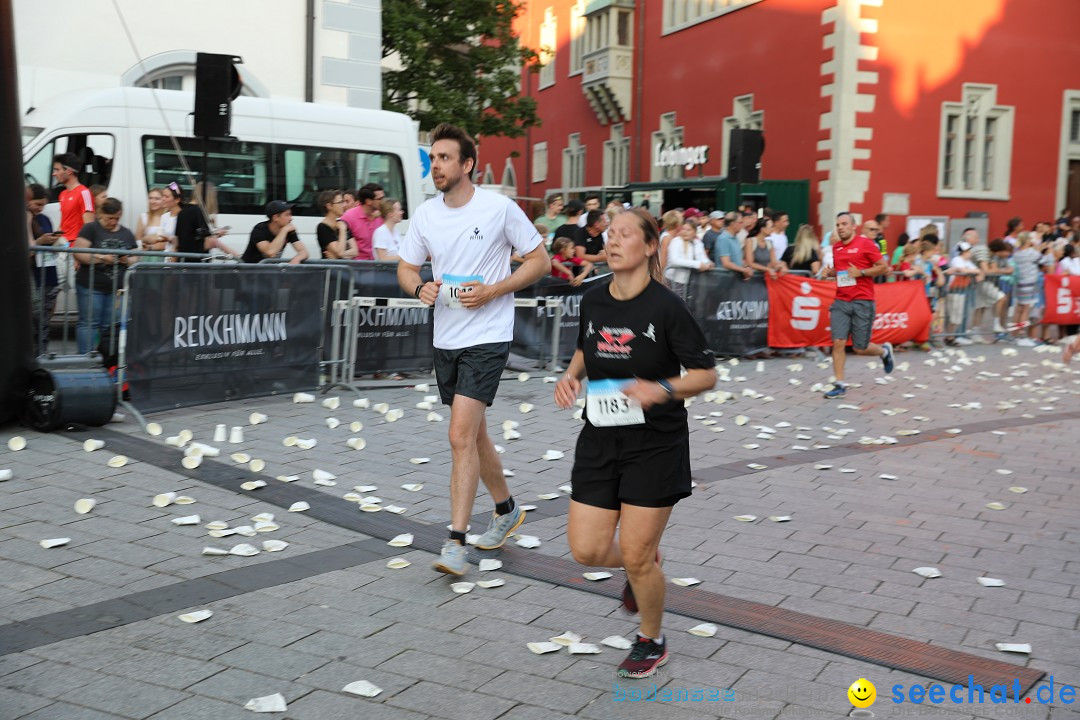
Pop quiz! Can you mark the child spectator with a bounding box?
[550,236,592,287]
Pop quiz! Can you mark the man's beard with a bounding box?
[437,173,461,194]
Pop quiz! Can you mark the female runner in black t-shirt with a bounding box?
[554,208,717,679]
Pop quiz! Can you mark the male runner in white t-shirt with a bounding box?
[398,123,550,576]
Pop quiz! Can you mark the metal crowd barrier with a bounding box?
[28,245,215,429]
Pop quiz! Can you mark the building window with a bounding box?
[142,75,184,91]
[722,94,764,176]
[538,8,557,90]
[569,0,586,76]
[663,0,763,35]
[651,112,685,182]
[532,142,548,183]
[616,10,631,46]
[563,133,586,190]
[938,83,1013,200]
[502,159,518,193]
[1070,108,1080,143]
[604,123,630,187]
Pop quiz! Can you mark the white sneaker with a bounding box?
[1016,338,1037,347]
[993,320,1006,333]
[953,337,974,346]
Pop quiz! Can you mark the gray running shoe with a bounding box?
[433,539,468,576]
[473,504,526,550]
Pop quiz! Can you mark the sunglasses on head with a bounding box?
[168,181,180,192]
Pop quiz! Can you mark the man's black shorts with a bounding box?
[570,423,692,510]
[433,341,510,406]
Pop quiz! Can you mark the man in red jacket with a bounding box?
[821,212,894,399]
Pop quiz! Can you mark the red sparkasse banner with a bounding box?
[767,275,931,348]
[1041,274,1080,325]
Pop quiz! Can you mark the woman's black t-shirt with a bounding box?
[316,222,339,258]
[781,246,820,272]
[174,204,209,260]
[577,278,715,433]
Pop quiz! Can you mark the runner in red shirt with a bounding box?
[820,212,894,399]
[52,152,95,241]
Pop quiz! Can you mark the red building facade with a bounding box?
[477,0,1080,246]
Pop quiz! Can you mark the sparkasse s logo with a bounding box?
[791,282,821,330]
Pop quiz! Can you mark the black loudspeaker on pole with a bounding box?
[0,0,35,424]
[727,128,765,185]
[193,53,243,138]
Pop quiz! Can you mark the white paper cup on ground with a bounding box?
[342,680,382,698]
[146,422,163,436]
[288,501,310,512]
[40,538,70,548]
[0,469,11,481]
[293,392,315,403]
[282,436,298,447]
[178,609,213,623]
[181,455,202,470]
[107,455,128,468]
[244,693,286,713]
[213,424,227,442]
[322,396,340,410]
[229,543,259,556]
[249,412,267,425]
[249,459,265,473]
[82,439,105,452]
[172,514,200,526]
[229,426,243,444]
[153,492,178,508]
[353,398,370,409]
[74,499,96,514]
[346,437,367,450]
[262,540,288,552]
[165,436,186,447]
[230,452,251,464]
[325,418,341,429]
[7,436,26,451]
[295,438,317,450]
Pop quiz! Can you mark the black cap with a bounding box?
[265,200,293,217]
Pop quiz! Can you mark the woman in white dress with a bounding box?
[136,188,170,261]
[372,197,404,261]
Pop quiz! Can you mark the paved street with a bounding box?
[1,344,1078,720]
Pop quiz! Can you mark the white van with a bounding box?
[22,86,423,258]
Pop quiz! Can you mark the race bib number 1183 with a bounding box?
[586,379,645,427]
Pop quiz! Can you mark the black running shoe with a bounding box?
[617,635,669,678]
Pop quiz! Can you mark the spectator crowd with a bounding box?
[24,157,1080,361]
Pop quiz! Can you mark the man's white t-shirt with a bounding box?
[767,232,789,258]
[399,186,542,350]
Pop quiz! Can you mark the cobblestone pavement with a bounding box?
[1,343,1078,720]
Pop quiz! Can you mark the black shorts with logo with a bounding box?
[570,422,692,510]
[433,341,510,406]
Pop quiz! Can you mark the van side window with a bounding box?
[277,145,407,217]
[143,136,269,215]
[24,133,115,202]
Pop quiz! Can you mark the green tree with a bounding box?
[382,0,540,139]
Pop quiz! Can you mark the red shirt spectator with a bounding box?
[831,234,882,301]
[52,152,94,241]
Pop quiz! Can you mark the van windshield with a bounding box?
[21,126,43,146]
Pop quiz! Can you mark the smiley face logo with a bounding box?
[848,678,876,708]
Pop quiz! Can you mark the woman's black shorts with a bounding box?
[569,423,692,510]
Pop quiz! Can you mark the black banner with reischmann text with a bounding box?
[125,264,324,412]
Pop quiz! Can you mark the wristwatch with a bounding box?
[414,283,424,299]
[656,378,676,398]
